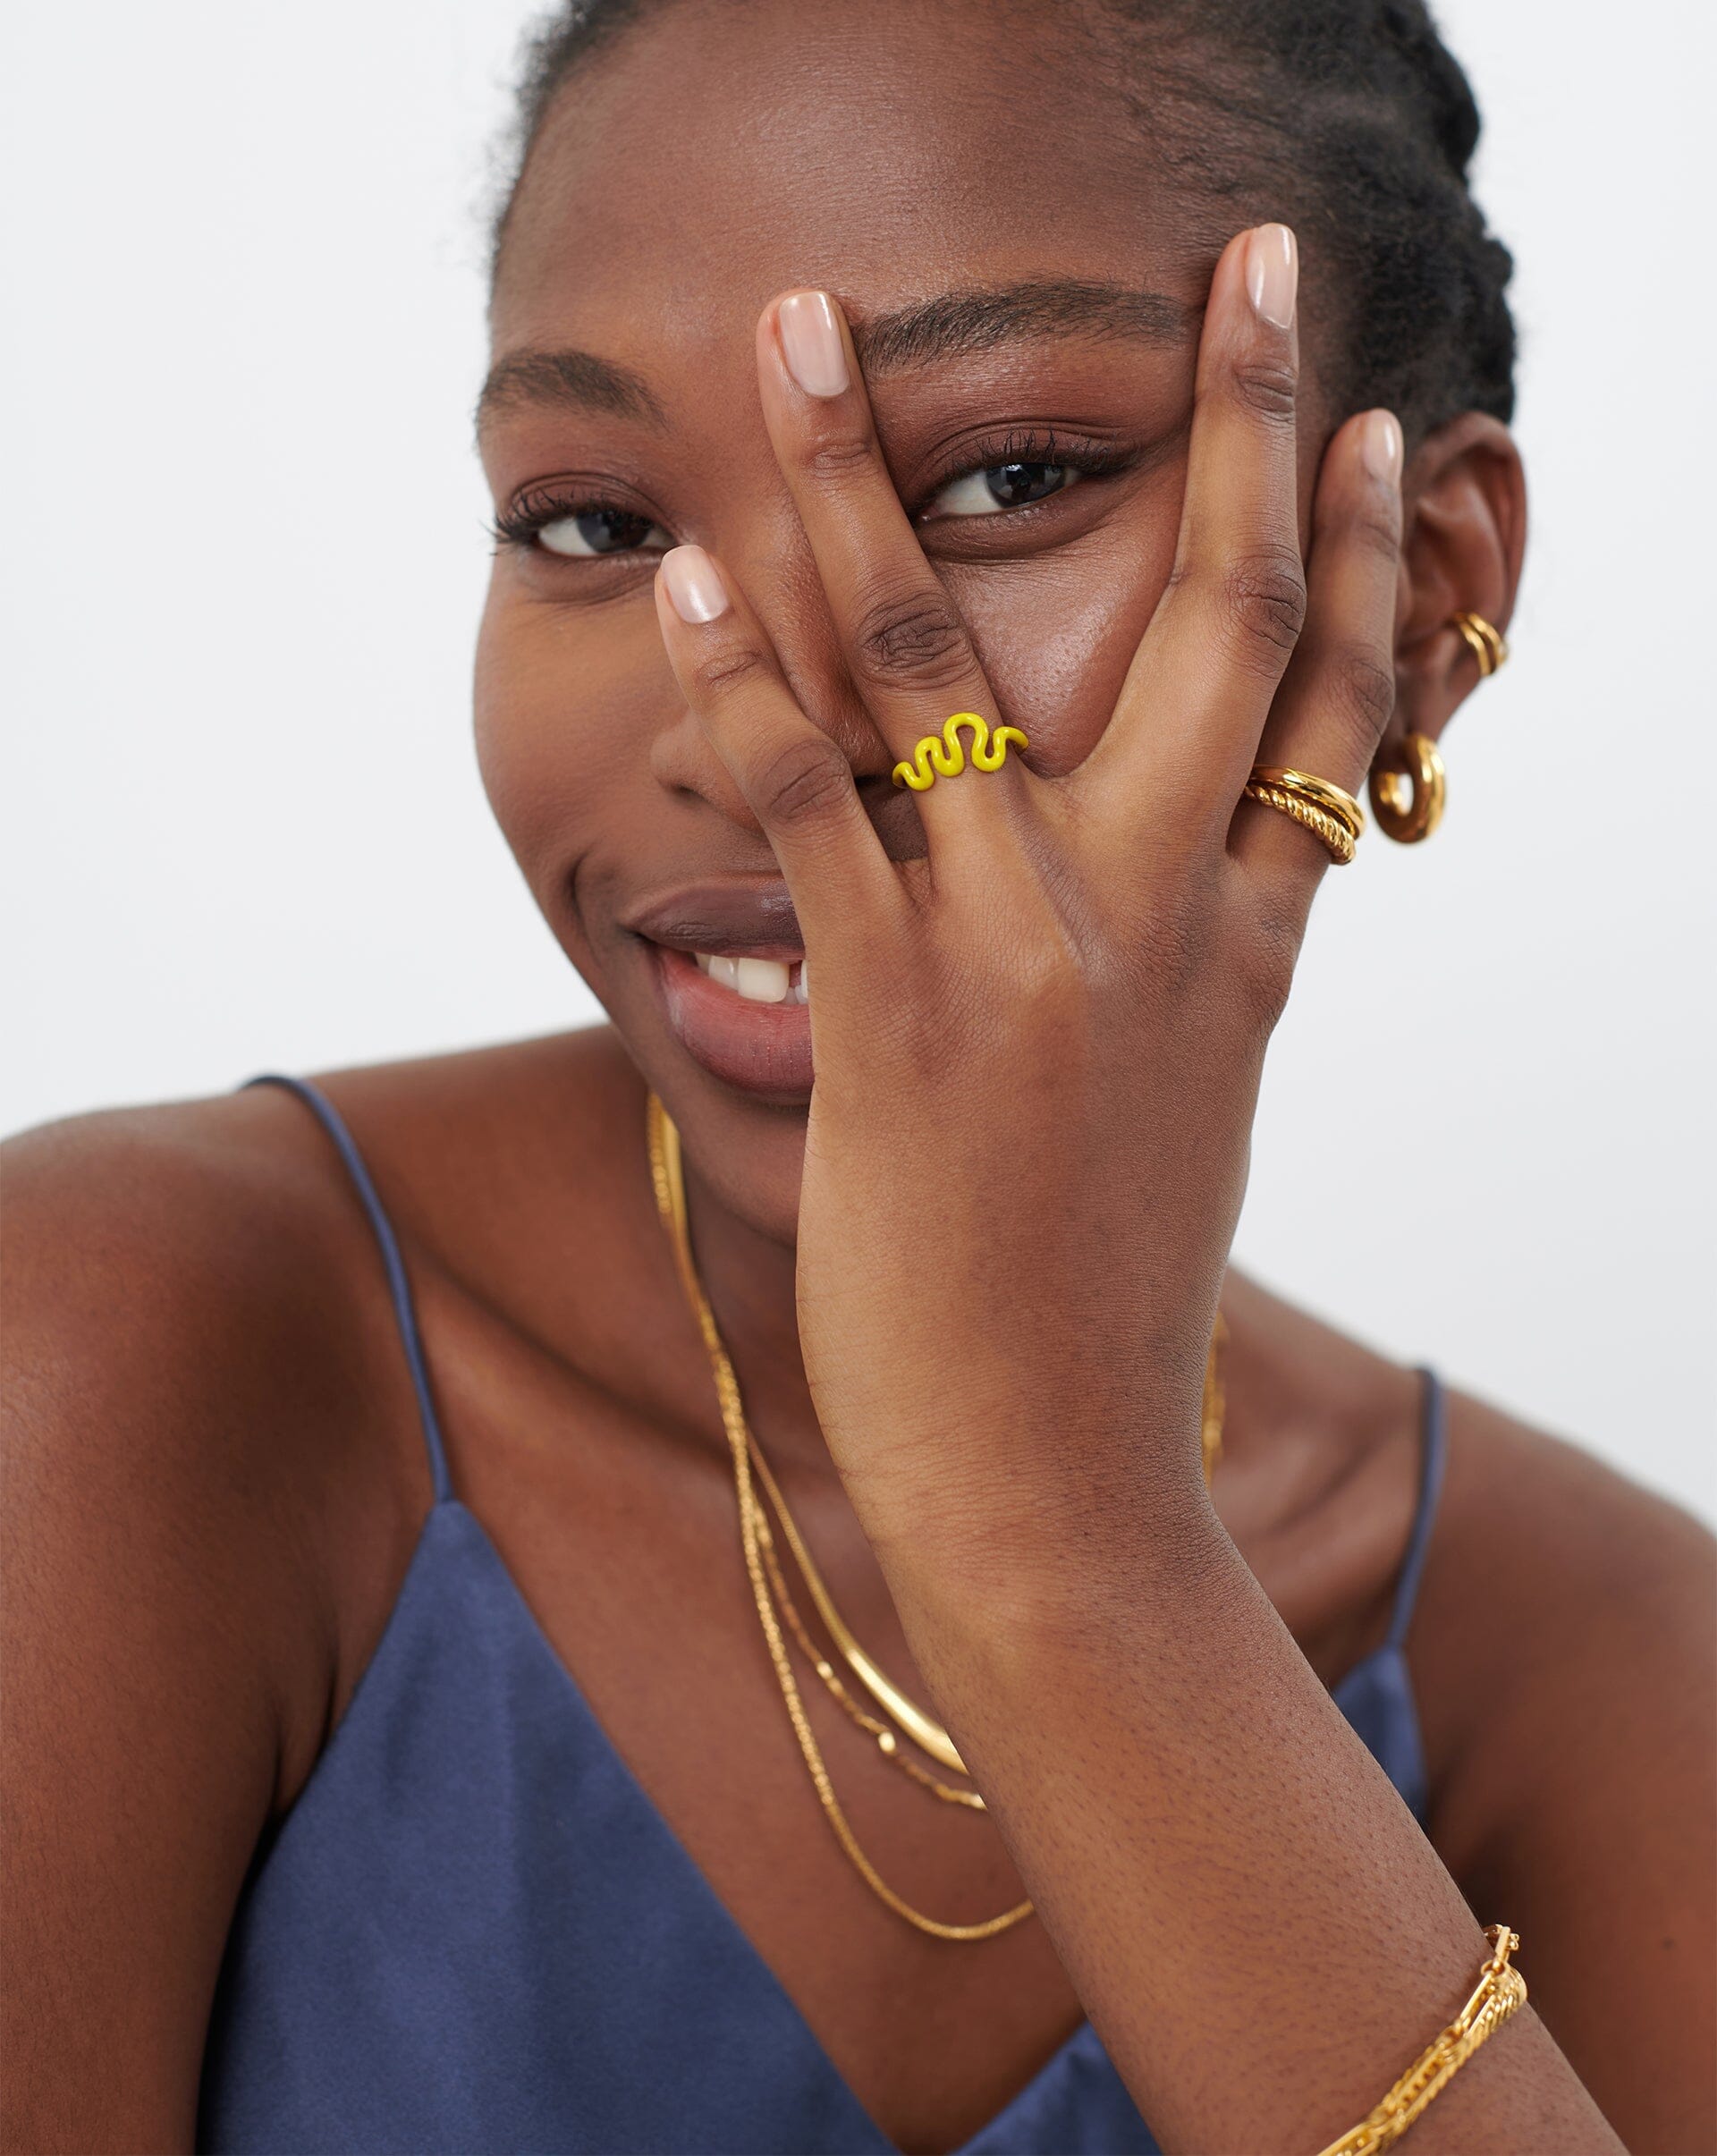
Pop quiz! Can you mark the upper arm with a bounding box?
[1,1103,368,2153]
[1425,1414,1717,2154]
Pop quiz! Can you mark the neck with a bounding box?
[641,1090,1423,1678]
[653,1090,1410,1509]
[673,1137,837,1478]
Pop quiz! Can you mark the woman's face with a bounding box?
[475,0,1329,1243]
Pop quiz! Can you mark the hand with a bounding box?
[650,224,1404,1602]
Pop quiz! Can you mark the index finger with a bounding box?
[754,290,1040,885]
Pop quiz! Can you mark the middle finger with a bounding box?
[756,288,1038,878]
[1073,224,1306,858]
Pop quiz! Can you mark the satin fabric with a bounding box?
[198,1073,1446,2156]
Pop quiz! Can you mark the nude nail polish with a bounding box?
[661,545,729,624]
[1245,224,1298,330]
[1363,410,1403,486]
[776,291,850,398]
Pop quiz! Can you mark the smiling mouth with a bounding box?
[643,938,815,1102]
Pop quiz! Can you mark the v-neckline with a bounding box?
[374,1496,1413,2156]
[429,1494,1117,2156]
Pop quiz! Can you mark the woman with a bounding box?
[4,1,1712,2151]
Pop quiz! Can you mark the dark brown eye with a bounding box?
[537,506,672,557]
[923,461,1081,520]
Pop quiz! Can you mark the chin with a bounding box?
[675,1079,810,1248]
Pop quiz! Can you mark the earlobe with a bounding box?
[1375,413,1526,836]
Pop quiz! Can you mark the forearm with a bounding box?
[884,1492,1623,2156]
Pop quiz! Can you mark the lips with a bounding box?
[621,877,811,1099]
[622,877,804,961]
[645,939,814,1102]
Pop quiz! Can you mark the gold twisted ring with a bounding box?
[892,712,1029,792]
[1248,765,1365,841]
[1241,766,1364,867]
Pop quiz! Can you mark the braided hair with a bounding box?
[488,0,1516,439]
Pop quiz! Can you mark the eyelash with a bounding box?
[916,426,1134,520]
[487,487,647,554]
[488,426,1134,557]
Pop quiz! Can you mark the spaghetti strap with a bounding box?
[1384,1366,1447,1651]
[241,1073,453,1505]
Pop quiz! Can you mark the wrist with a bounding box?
[872,1458,1242,1698]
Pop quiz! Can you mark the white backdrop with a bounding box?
[4,0,1712,1524]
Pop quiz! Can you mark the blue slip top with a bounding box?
[197,1072,1449,2156]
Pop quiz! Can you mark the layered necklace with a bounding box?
[646,1088,1226,1942]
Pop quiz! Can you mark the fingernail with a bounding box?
[776,291,850,397]
[1245,224,1298,329]
[661,545,730,624]
[1363,410,1403,486]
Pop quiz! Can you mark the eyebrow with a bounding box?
[476,346,668,435]
[475,277,1194,437]
[856,277,1194,373]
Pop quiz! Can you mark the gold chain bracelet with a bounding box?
[1315,1926,1527,2156]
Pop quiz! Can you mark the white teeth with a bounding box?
[691,951,809,1006]
[735,957,791,1003]
[792,959,808,1005]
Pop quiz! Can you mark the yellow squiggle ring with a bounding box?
[891,712,1030,792]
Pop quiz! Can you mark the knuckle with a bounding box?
[693,642,772,700]
[1113,876,1218,1010]
[1328,642,1398,746]
[850,584,974,693]
[1230,357,1298,425]
[1346,499,1403,567]
[756,733,855,833]
[801,427,878,486]
[1221,549,1308,660]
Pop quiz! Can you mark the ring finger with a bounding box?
[1230,405,1404,916]
[756,288,1038,879]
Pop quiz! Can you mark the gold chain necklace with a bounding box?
[756,1508,986,1807]
[742,1427,974,1775]
[645,1086,1225,1941]
[754,1328,1223,1787]
[658,1099,1224,1778]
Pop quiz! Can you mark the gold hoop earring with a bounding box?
[1451,611,1508,678]
[1369,733,1446,843]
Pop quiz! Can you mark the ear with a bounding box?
[1391,411,1527,751]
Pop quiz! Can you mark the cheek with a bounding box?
[946,503,1181,777]
[473,578,657,896]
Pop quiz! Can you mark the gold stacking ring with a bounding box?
[1242,765,1365,867]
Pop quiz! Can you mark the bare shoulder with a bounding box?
[0,1022,638,1729]
[1,1023,633,1442]
[0,1031,629,2150]
[2,1071,424,1809]
[1401,1390,1715,2147]
[2,1078,384,2149]
[4,1074,415,1513]
[1416,1384,1714,1832]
